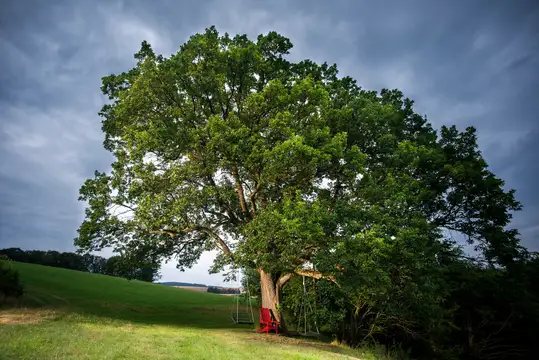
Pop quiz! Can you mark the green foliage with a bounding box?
[439,254,539,360]
[75,26,527,358]
[105,255,161,282]
[77,26,522,272]
[0,261,23,305]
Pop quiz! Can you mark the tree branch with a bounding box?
[328,178,341,213]
[205,93,216,115]
[150,229,192,237]
[199,227,233,256]
[295,269,340,288]
[433,200,465,227]
[249,181,261,216]
[231,167,250,218]
[200,158,241,225]
[277,273,295,288]
[149,226,232,256]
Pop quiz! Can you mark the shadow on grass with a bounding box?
[9,294,248,329]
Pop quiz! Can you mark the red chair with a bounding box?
[258,308,279,334]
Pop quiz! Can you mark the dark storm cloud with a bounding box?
[1,0,537,284]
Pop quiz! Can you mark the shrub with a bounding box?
[0,254,11,261]
[0,261,23,305]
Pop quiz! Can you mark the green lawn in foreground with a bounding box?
[0,262,392,360]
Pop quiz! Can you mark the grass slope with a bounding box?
[0,262,392,360]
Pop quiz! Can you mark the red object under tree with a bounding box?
[258,308,279,334]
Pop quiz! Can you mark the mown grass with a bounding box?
[0,262,395,360]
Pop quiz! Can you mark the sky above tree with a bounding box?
[1,0,538,286]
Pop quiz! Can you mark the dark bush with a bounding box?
[0,261,23,305]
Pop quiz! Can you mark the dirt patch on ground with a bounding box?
[0,308,58,325]
[247,334,349,352]
[246,333,316,346]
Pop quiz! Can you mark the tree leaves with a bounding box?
[77,25,524,297]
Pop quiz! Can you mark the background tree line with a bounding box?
[207,286,240,294]
[0,248,160,283]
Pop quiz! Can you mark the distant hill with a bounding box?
[158,281,208,287]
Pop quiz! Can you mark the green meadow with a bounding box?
[0,262,393,360]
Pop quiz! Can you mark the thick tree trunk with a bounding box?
[259,269,276,310]
[258,268,287,332]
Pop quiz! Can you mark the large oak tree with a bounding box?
[76,27,524,325]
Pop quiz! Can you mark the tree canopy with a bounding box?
[76,26,526,344]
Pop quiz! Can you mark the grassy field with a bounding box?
[0,262,394,360]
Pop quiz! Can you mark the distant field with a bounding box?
[0,262,392,360]
[174,285,208,292]
[159,281,208,287]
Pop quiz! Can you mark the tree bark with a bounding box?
[258,268,288,332]
[259,268,277,310]
[257,267,339,333]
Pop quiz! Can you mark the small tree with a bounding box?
[76,26,524,327]
[0,261,23,305]
[104,255,160,282]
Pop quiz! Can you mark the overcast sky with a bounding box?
[1,0,538,286]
